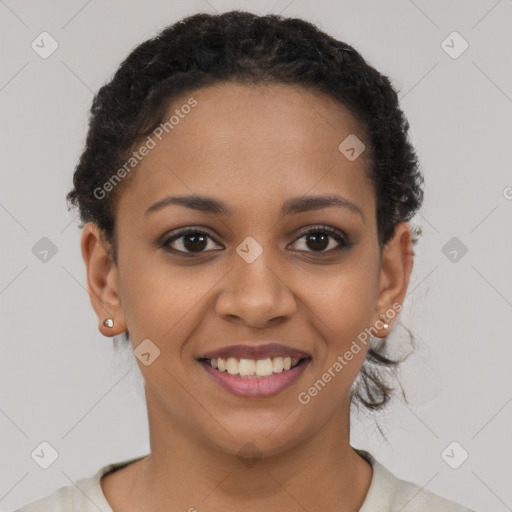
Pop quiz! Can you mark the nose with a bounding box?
[215,253,297,328]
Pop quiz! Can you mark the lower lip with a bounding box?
[199,359,311,398]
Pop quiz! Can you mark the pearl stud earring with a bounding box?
[379,314,389,329]
[103,318,114,328]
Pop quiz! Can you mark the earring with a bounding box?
[103,318,114,328]
[379,314,389,330]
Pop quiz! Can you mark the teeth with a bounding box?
[226,357,238,375]
[272,357,284,373]
[238,358,256,376]
[206,356,303,377]
[255,358,273,377]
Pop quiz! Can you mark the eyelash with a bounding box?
[159,225,353,256]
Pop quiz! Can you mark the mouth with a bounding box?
[196,344,312,398]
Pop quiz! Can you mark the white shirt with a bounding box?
[14,450,476,511]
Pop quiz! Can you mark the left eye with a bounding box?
[289,226,350,253]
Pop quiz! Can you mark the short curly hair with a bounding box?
[67,10,423,412]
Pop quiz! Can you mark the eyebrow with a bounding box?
[144,193,365,221]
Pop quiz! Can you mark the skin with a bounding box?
[81,82,414,511]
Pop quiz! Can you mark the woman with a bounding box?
[17,10,476,512]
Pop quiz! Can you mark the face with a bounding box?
[83,82,413,458]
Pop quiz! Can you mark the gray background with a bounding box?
[1,1,511,511]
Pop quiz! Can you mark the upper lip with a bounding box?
[198,343,312,360]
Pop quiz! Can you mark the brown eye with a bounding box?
[180,232,208,252]
[304,231,330,251]
[290,226,352,254]
[161,229,222,254]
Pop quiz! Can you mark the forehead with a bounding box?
[116,82,374,221]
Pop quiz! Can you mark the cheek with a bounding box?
[322,281,375,351]
[118,253,216,348]
[309,260,379,345]
[297,271,376,412]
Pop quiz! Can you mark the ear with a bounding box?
[373,222,414,337]
[80,222,127,337]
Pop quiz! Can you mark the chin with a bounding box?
[202,415,312,460]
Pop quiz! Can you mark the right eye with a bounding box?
[160,228,223,254]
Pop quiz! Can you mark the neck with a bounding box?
[128,392,372,511]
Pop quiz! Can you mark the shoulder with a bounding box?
[387,473,476,512]
[14,471,109,512]
[13,483,75,512]
[356,450,477,512]
[13,455,147,512]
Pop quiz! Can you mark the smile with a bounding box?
[198,356,312,398]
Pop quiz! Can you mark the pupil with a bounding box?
[184,233,207,252]
[307,232,328,251]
